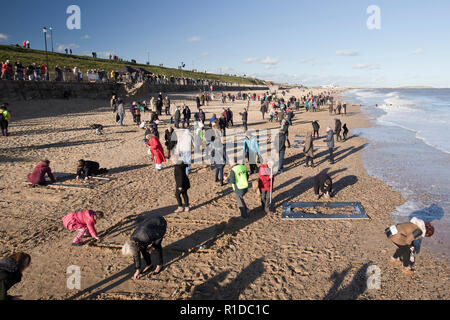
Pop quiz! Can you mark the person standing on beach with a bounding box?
[303,131,314,168]
[335,118,342,142]
[274,128,286,174]
[243,131,261,175]
[386,217,434,275]
[173,154,191,213]
[0,103,11,137]
[110,95,117,112]
[325,127,335,164]
[312,120,320,139]
[0,252,31,300]
[117,100,125,126]
[122,215,167,279]
[225,160,250,219]
[343,124,349,141]
[342,103,347,115]
[281,119,291,148]
[260,101,268,120]
[182,104,191,128]
[240,108,248,132]
[258,160,275,214]
[147,134,166,171]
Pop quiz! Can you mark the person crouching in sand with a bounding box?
[122,215,167,280]
[386,217,434,275]
[76,159,108,181]
[0,252,31,300]
[62,210,103,246]
[147,133,166,171]
[27,159,56,186]
[314,172,332,200]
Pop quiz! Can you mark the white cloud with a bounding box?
[81,35,90,40]
[336,50,359,56]
[412,48,423,55]
[57,43,80,52]
[243,57,259,64]
[353,63,380,70]
[0,33,8,41]
[260,56,280,65]
[186,36,201,42]
[299,57,316,63]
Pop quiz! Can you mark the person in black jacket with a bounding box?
[314,172,333,200]
[122,216,167,280]
[335,118,342,142]
[173,155,191,213]
[0,252,31,300]
[312,120,320,139]
[76,160,108,180]
[343,124,349,141]
[164,126,177,158]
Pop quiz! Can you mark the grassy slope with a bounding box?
[0,45,265,85]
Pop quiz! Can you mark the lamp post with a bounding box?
[42,27,49,80]
[49,27,54,52]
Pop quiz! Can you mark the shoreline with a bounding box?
[2,88,449,300]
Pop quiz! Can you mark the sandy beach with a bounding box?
[1,87,449,300]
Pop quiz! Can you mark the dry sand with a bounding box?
[0,88,449,300]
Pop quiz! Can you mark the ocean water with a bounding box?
[342,88,450,259]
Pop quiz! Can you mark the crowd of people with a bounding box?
[0,89,436,299]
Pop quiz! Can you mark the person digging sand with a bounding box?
[122,215,167,280]
[386,217,434,275]
[62,210,104,246]
[314,172,332,200]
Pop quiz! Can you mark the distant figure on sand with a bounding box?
[0,252,31,300]
[312,121,320,139]
[335,118,342,142]
[258,160,275,213]
[386,217,434,275]
[173,155,191,213]
[325,127,335,164]
[27,160,56,186]
[303,131,314,168]
[62,210,103,246]
[0,103,11,137]
[343,124,349,141]
[122,215,167,280]
[314,172,332,200]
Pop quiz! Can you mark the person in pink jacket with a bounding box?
[62,210,104,246]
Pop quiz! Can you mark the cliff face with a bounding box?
[0,80,269,101]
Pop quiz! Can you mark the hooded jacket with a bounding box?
[27,162,56,185]
[0,258,22,300]
[325,131,335,149]
[147,136,166,165]
[62,210,99,237]
[258,164,274,191]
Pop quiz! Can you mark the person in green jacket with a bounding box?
[0,103,11,137]
[225,160,249,219]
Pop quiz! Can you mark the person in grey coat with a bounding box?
[117,100,125,126]
[325,127,335,164]
[303,131,314,168]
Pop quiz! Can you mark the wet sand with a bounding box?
[1,88,449,300]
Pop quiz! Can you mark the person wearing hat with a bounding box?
[386,217,434,275]
[225,159,250,219]
[325,127,335,164]
[122,215,167,280]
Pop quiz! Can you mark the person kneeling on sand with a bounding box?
[386,217,434,275]
[173,154,191,213]
[27,159,56,186]
[122,215,167,280]
[314,172,332,200]
[0,252,31,300]
[225,160,250,219]
[76,159,108,180]
[62,210,103,246]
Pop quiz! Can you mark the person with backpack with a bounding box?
[225,160,250,219]
[0,103,11,137]
[62,210,104,246]
[0,252,31,300]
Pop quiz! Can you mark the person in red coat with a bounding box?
[258,160,275,213]
[147,134,166,171]
[27,160,56,185]
[62,210,104,246]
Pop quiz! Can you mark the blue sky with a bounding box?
[0,0,449,87]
